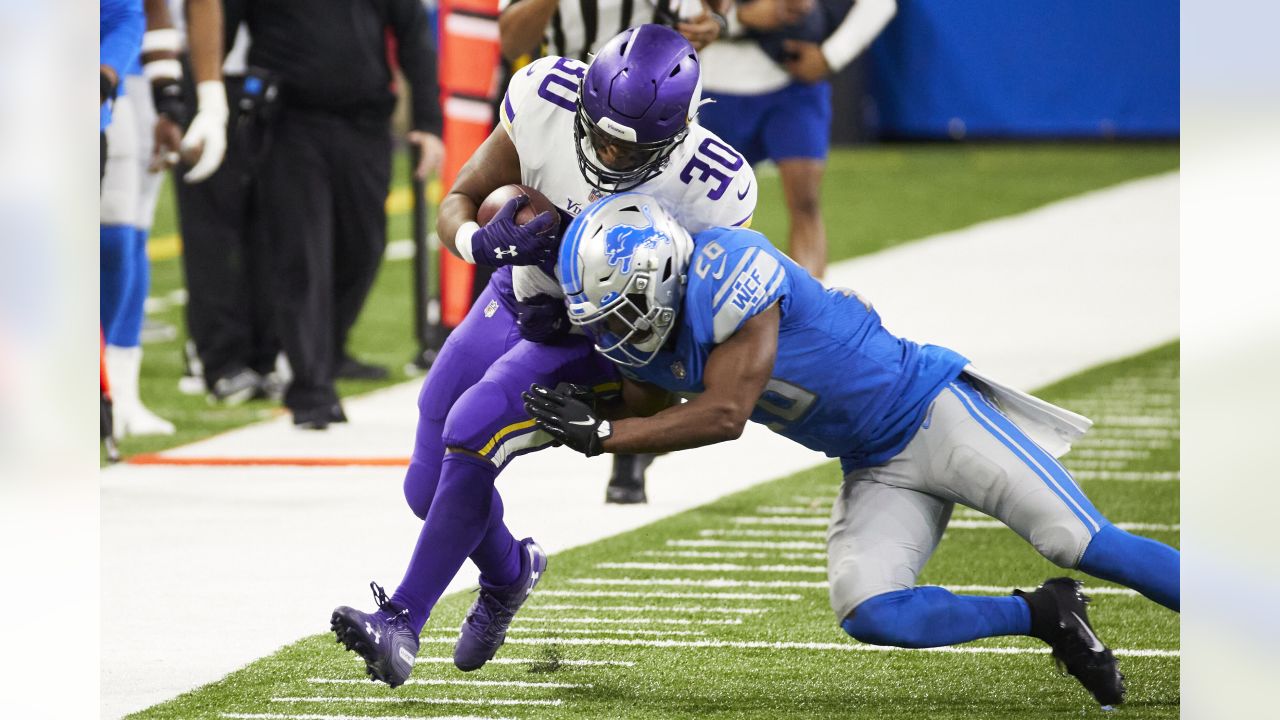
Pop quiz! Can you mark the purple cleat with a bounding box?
[453,537,548,671]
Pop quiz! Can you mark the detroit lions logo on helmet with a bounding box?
[603,206,671,275]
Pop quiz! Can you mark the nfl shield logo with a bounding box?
[588,189,604,203]
[671,361,686,380]
[484,300,499,318]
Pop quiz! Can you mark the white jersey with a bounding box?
[500,55,758,301]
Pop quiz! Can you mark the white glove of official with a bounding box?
[180,80,229,183]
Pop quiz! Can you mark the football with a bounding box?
[476,183,560,232]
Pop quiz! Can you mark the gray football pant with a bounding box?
[827,377,1108,621]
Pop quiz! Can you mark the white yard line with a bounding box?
[570,577,828,589]
[670,539,826,550]
[641,550,828,560]
[530,602,768,615]
[699,528,826,539]
[755,506,830,515]
[102,173,1179,718]
[516,627,709,637]
[537,589,802,601]
[521,616,743,626]
[732,516,828,526]
[308,678,589,689]
[413,656,633,667]
[597,561,826,573]
[419,636,1179,658]
[1074,471,1181,482]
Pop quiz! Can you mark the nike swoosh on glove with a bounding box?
[472,196,559,268]
[523,383,611,456]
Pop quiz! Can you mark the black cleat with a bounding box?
[606,453,653,504]
[331,582,419,688]
[1015,577,1126,707]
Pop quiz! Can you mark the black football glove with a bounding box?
[516,293,571,343]
[523,383,611,456]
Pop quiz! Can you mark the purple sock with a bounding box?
[391,452,499,634]
[469,489,522,588]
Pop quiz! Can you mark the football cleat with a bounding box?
[1015,577,1126,707]
[454,538,548,671]
[606,453,652,504]
[331,582,420,688]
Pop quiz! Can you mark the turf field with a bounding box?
[116,143,1178,460]
[125,342,1179,720]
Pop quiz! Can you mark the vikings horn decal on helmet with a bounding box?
[575,25,703,193]
[559,193,694,367]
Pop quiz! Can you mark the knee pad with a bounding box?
[840,589,928,648]
[402,457,440,520]
[1029,518,1095,569]
[441,379,522,461]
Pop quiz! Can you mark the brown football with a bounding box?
[476,183,561,232]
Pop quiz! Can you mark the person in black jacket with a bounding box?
[226,0,444,428]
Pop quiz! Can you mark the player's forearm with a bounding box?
[185,0,225,83]
[498,0,557,61]
[437,192,483,259]
[820,0,896,73]
[602,396,748,454]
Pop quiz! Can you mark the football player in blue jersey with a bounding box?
[525,192,1181,708]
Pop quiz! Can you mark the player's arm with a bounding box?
[498,0,557,62]
[436,125,523,259]
[527,304,780,454]
[101,0,146,104]
[596,377,678,421]
[389,0,445,179]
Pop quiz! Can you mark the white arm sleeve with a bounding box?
[820,0,898,74]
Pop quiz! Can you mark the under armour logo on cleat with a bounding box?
[495,246,519,259]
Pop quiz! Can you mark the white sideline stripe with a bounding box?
[1095,415,1179,427]
[224,714,511,720]
[700,528,826,539]
[521,616,743,626]
[641,549,827,561]
[733,516,827,526]
[515,627,708,637]
[597,561,825,574]
[417,637,1180,658]
[1074,470,1180,482]
[670,539,826,550]
[308,678,589,689]
[414,656,633,667]
[571,577,828,589]
[273,697,561,707]
[538,589,802,601]
[756,505,830,515]
[530,602,767,615]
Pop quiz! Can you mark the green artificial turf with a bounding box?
[126,343,1179,719]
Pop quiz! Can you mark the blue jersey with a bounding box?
[622,227,969,473]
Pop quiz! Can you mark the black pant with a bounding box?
[258,107,392,412]
[175,77,279,388]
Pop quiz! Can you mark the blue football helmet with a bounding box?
[558,193,694,367]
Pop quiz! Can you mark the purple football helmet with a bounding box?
[575,25,702,193]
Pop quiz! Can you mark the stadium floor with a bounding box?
[102,172,1178,718]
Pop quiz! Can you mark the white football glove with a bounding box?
[180,80,229,183]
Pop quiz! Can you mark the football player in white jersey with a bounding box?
[330,24,758,686]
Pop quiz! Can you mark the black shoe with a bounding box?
[331,582,420,688]
[209,367,262,406]
[292,403,346,430]
[336,355,389,381]
[606,453,653,504]
[1015,578,1126,707]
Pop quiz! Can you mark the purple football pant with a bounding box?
[390,277,617,632]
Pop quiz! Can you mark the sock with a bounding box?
[1079,524,1180,611]
[114,227,151,345]
[841,587,1031,648]
[100,224,135,343]
[391,452,499,634]
[469,488,521,589]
